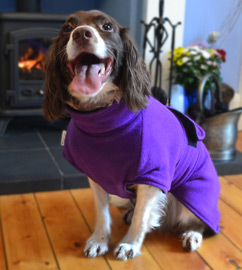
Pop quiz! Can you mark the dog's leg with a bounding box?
[181,230,203,252]
[168,195,205,252]
[122,200,136,225]
[177,201,205,252]
[84,178,111,258]
[114,185,166,260]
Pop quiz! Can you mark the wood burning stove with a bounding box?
[0,0,146,137]
[0,12,67,136]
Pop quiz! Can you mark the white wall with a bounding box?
[145,0,186,94]
[237,51,242,130]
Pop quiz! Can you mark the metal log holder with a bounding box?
[141,0,181,106]
[197,74,242,161]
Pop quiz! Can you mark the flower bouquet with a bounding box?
[170,43,226,118]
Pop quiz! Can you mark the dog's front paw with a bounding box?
[84,238,109,258]
[181,231,203,252]
[114,243,140,261]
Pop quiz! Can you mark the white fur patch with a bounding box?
[114,243,141,261]
[181,231,203,252]
[84,234,109,257]
[66,25,106,61]
[84,179,111,258]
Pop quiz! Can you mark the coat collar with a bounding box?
[66,99,140,134]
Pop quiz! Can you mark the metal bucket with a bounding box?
[197,74,242,161]
[201,108,242,160]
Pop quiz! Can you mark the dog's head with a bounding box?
[43,10,151,120]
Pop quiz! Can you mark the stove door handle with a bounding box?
[37,89,44,96]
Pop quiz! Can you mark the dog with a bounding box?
[43,10,220,261]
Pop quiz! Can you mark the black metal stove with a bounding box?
[0,12,67,136]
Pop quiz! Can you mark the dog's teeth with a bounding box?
[98,64,105,77]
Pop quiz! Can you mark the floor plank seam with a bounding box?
[219,197,242,217]
[33,193,61,270]
[69,190,94,235]
[143,243,167,270]
[220,230,242,253]
[196,250,213,270]
[0,208,9,270]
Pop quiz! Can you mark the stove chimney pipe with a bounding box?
[16,0,41,13]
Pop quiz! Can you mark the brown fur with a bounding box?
[43,10,151,120]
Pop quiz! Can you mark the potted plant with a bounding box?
[170,43,226,119]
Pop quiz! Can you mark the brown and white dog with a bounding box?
[43,10,213,260]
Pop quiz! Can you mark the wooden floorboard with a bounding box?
[0,180,242,270]
[0,193,57,270]
[219,176,242,216]
[0,133,241,270]
[0,200,7,270]
[35,190,109,270]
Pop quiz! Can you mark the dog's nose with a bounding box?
[72,27,94,43]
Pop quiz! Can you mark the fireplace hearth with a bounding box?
[0,12,67,136]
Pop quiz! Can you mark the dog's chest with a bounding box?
[63,113,143,197]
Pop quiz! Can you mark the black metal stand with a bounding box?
[141,0,181,106]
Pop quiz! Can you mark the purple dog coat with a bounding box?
[63,97,220,233]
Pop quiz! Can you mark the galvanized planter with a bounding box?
[197,74,242,161]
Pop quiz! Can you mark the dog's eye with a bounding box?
[63,25,73,33]
[102,23,113,32]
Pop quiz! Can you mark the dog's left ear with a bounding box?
[43,37,70,121]
[119,28,151,112]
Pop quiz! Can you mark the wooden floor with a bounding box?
[0,133,241,270]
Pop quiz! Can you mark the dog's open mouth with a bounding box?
[67,53,113,95]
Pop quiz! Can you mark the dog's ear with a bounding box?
[43,37,69,121]
[119,28,151,112]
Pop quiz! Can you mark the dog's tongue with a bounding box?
[71,64,103,95]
